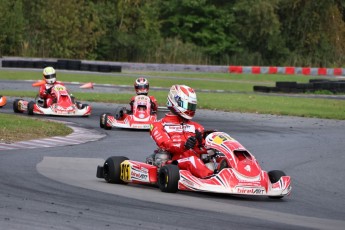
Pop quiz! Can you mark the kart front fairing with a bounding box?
[177,132,291,197]
[178,168,291,197]
[107,95,157,129]
[32,84,91,116]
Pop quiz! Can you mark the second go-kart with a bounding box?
[96,131,291,199]
[100,95,157,130]
[13,84,91,116]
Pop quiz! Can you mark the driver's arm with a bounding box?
[150,122,184,155]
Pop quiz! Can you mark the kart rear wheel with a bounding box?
[103,156,129,184]
[268,170,286,199]
[158,164,180,193]
[27,101,35,115]
[13,99,22,113]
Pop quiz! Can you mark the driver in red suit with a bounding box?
[129,77,158,114]
[149,84,215,178]
[38,66,64,107]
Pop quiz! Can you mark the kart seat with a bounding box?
[218,159,229,171]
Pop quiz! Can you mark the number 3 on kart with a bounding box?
[120,161,131,181]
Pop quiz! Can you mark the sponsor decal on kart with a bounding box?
[131,171,148,181]
[236,186,265,195]
[131,124,150,129]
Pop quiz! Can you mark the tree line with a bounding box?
[0,0,344,67]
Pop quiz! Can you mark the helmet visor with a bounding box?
[135,85,148,90]
[176,97,196,111]
[44,73,56,79]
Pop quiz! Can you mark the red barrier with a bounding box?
[318,68,327,75]
[333,68,342,76]
[229,66,243,73]
[285,67,295,74]
[228,65,343,76]
[252,66,261,74]
[302,67,311,75]
[268,66,277,74]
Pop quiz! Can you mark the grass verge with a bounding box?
[3,90,345,120]
[0,113,73,143]
[1,69,344,143]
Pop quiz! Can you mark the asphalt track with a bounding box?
[1,82,345,229]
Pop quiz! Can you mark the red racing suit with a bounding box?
[150,113,214,178]
[39,81,64,107]
[130,95,158,114]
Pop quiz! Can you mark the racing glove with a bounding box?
[184,136,197,150]
[45,87,52,94]
[195,130,203,148]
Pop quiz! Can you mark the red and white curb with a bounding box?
[0,123,106,151]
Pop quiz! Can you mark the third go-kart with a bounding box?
[13,83,91,116]
[99,95,157,130]
[96,131,292,199]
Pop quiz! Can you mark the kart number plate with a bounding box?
[120,161,131,182]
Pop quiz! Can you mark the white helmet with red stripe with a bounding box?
[167,85,197,120]
[134,77,149,95]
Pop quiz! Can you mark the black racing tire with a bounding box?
[27,101,35,115]
[158,164,180,193]
[99,113,106,128]
[268,170,286,199]
[103,156,129,184]
[13,99,22,113]
[104,113,112,130]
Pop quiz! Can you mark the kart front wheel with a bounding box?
[104,113,112,130]
[99,113,106,128]
[13,99,22,113]
[103,156,129,184]
[268,170,286,199]
[158,164,180,193]
[27,101,35,115]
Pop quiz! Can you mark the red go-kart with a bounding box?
[13,84,91,116]
[99,95,157,130]
[96,131,292,199]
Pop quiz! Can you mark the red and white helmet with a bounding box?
[43,66,56,84]
[134,77,149,95]
[167,85,197,120]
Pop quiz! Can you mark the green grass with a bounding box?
[0,69,333,92]
[3,90,345,120]
[0,113,72,143]
[1,69,345,120]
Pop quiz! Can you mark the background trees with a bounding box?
[0,0,344,67]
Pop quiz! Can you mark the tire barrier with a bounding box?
[253,79,345,93]
[1,59,121,73]
[229,66,345,76]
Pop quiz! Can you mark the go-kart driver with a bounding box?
[38,66,64,107]
[149,84,222,178]
[129,77,158,114]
